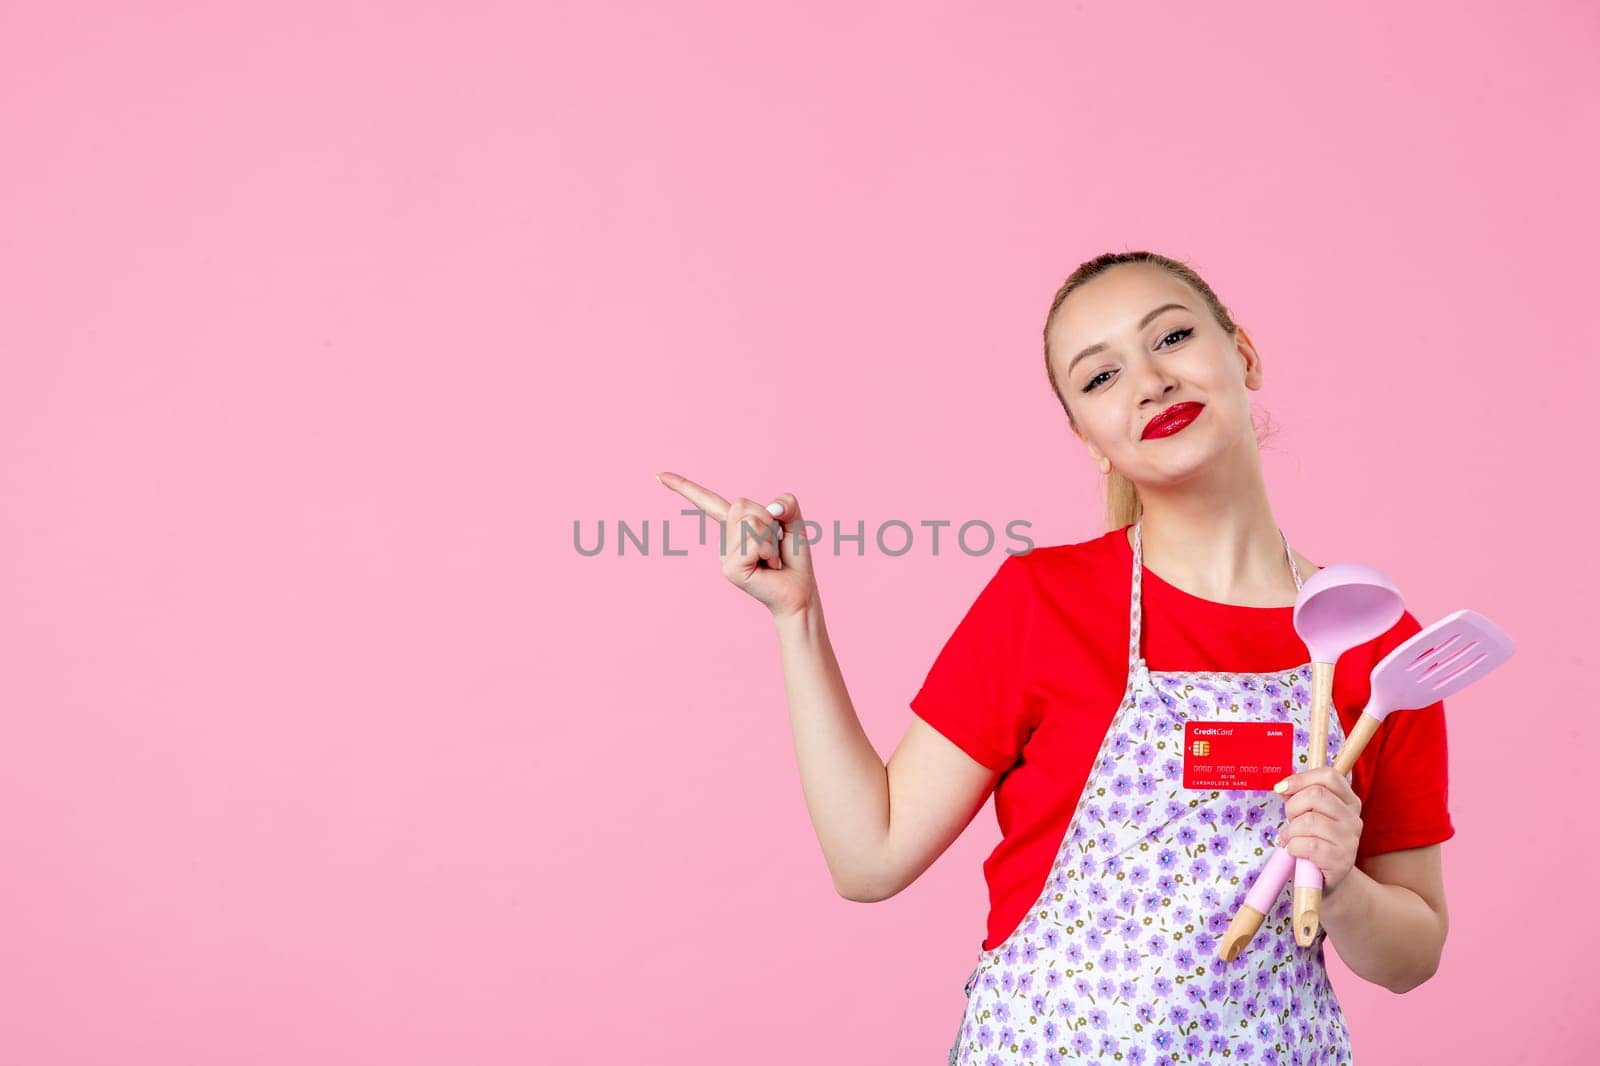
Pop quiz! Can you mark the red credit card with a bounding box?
[1181,721,1293,791]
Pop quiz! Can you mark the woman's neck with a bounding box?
[1131,455,1299,607]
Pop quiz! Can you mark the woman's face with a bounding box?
[1047,263,1263,488]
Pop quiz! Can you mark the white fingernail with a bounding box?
[765,501,784,517]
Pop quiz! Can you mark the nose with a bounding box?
[1129,352,1180,408]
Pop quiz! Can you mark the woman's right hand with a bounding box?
[656,470,817,619]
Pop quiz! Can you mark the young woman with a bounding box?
[656,251,1451,1065]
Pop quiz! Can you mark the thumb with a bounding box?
[764,492,809,565]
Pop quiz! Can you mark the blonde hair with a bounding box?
[1042,251,1266,531]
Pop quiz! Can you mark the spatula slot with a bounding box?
[1407,633,1461,671]
[1417,639,1482,680]
[1432,652,1489,690]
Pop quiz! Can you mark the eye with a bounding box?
[1080,327,1193,393]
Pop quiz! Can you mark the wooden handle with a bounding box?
[1293,661,1336,946]
[1221,710,1384,958]
[1218,904,1267,963]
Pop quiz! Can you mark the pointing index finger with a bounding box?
[656,470,730,522]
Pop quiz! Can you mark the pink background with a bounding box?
[2,2,1594,1062]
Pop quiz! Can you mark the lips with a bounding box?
[1142,401,1205,440]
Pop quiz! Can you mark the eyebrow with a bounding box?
[1066,303,1192,376]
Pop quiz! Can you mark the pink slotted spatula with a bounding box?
[1218,607,1515,961]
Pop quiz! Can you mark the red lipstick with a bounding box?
[1142,402,1204,440]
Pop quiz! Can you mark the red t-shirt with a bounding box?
[910,525,1454,952]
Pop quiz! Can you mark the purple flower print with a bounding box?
[1064,898,1082,919]
[1196,805,1218,824]
[1243,694,1262,714]
[1109,800,1129,822]
[1221,803,1244,827]
[1097,829,1117,851]
[1146,933,1167,958]
[1088,881,1109,904]
[1111,773,1134,797]
[1238,1041,1256,1062]
[1292,684,1309,704]
[1078,853,1098,877]
[1129,1046,1148,1065]
[1067,943,1084,964]
[1294,727,1309,748]
[1017,971,1034,994]
[1118,889,1138,911]
[1132,802,1151,823]
[1133,714,1151,733]
[1088,1006,1109,1029]
[1139,693,1160,713]
[976,1022,994,1048]
[1166,799,1187,820]
[1209,978,1228,1000]
[1071,1033,1092,1054]
[1173,905,1192,923]
[999,1026,1015,1048]
[1184,1035,1206,1056]
[1085,803,1104,823]
[1031,992,1048,1014]
[1177,825,1199,846]
[1246,807,1265,827]
[1098,951,1119,973]
[1229,978,1247,998]
[1097,754,1117,775]
[1020,1037,1037,1059]
[1171,1005,1191,1026]
[1120,917,1141,939]
[1119,978,1137,999]
[1130,865,1150,885]
[1137,771,1157,795]
[1143,890,1163,910]
[1156,847,1178,870]
[1134,741,1155,765]
[1157,874,1178,894]
[1000,942,1019,966]
[1110,732,1131,755]
[1022,942,1039,965]
[1174,947,1196,968]
[1207,911,1230,935]
[1209,833,1231,855]
[1043,927,1061,949]
[1152,975,1173,996]
[1192,858,1212,881]
[1085,927,1105,950]
[1264,1048,1281,1066]
[1122,948,1141,971]
[1268,993,1285,1012]
[1136,1002,1155,1023]
[1043,1020,1059,1042]
[1152,1030,1174,1051]
[1193,932,1218,956]
[1045,1049,1062,1066]
[1163,757,1183,778]
[1201,887,1221,908]
[1256,1019,1275,1041]
[1098,1035,1118,1055]
[1264,681,1280,697]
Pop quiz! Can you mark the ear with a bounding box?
[1235,325,1264,390]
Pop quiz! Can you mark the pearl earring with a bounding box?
[1097,457,1111,475]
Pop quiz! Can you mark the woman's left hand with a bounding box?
[1273,766,1363,895]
